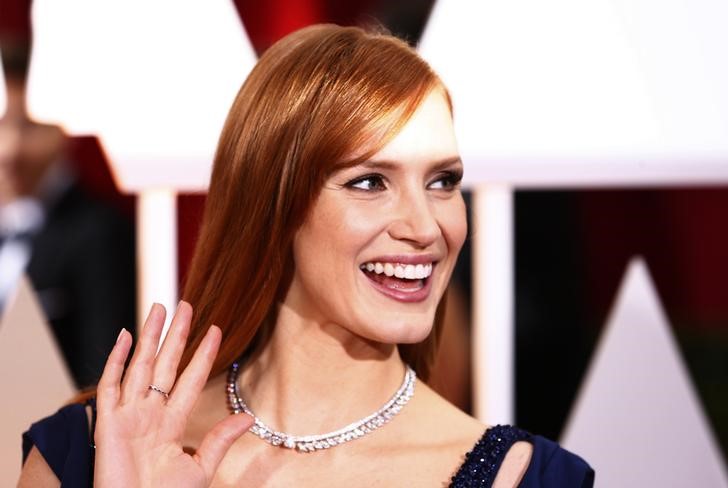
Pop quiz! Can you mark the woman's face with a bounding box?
[286,89,466,345]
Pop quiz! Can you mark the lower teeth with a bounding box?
[363,270,424,290]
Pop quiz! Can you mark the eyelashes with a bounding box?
[345,174,387,192]
[343,170,463,193]
[430,169,463,190]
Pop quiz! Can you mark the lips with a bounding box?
[359,260,436,303]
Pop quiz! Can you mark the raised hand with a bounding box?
[94,302,253,487]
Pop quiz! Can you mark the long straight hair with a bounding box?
[179,24,450,381]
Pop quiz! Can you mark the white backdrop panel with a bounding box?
[27,0,257,192]
[562,259,728,487]
[420,0,728,187]
[0,277,76,488]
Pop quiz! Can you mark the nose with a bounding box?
[387,188,440,248]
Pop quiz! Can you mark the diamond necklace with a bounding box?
[226,361,416,453]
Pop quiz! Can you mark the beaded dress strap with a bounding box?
[450,425,531,487]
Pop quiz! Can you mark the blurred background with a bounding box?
[1,0,727,486]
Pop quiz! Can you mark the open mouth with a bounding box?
[359,261,434,302]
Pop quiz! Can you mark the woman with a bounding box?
[19,25,594,487]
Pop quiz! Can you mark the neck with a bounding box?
[3,81,29,122]
[237,301,409,436]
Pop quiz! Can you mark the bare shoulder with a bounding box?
[492,441,533,488]
[411,381,485,444]
[17,446,60,488]
[411,382,533,486]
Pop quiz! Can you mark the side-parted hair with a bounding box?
[180,24,451,381]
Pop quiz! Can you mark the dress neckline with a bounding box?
[450,424,531,487]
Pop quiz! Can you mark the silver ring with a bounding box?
[148,384,170,401]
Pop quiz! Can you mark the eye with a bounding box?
[428,170,463,191]
[345,174,387,192]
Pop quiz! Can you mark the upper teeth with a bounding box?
[360,262,433,279]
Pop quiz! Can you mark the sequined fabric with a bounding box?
[450,425,531,487]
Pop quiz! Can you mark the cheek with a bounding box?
[290,199,389,323]
[292,200,385,303]
[305,197,389,257]
[441,196,468,253]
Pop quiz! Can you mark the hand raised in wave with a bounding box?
[94,302,253,487]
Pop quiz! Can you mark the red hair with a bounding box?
[180,24,450,381]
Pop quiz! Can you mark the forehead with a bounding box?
[370,90,458,164]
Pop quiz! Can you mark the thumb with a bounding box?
[196,413,254,480]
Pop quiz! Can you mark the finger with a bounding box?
[120,303,166,403]
[167,325,221,417]
[151,301,193,393]
[96,328,132,413]
[195,413,254,481]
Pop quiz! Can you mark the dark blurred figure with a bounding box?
[0,38,136,388]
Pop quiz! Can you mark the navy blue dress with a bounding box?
[23,402,594,487]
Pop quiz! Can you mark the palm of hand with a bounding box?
[93,303,253,488]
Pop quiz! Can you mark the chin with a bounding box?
[366,315,435,345]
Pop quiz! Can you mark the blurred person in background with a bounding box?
[0,38,136,388]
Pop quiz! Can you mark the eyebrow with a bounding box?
[359,156,463,172]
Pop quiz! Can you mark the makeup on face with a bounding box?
[286,90,467,345]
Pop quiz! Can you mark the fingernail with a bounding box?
[116,328,126,343]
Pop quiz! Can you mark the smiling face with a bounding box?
[285,89,467,345]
